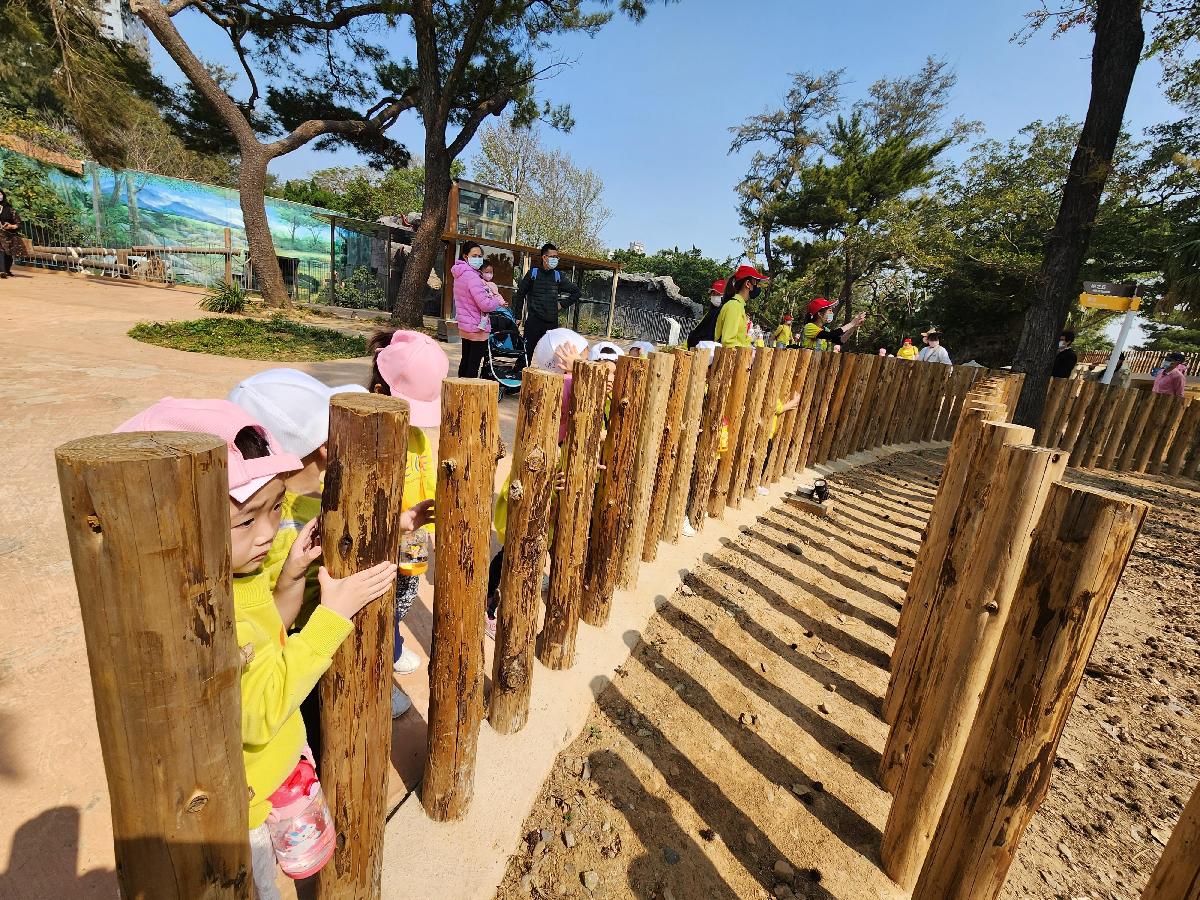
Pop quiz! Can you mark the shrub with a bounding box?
[199,280,248,314]
[323,266,386,309]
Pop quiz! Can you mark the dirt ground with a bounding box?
[493,449,1200,900]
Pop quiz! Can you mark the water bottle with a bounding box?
[266,751,335,879]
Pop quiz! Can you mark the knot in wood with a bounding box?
[501,656,528,690]
[509,480,524,502]
[85,515,102,534]
[525,448,547,473]
[984,600,1000,614]
[442,459,457,476]
[497,439,509,462]
[185,792,209,813]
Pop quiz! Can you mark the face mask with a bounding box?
[748,285,761,300]
[710,296,721,307]
[1058,340,1066,349]
[824,312,834,323]
[482,271,494,281]
[546,257,559,270]
[468,256,484,270]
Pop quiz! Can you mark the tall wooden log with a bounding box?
[708,347,753,516]
[1061,380,1100,455]
[582,356,648,625]
[1165,399,1200,478]
[687,347,736,532]
[422,380,498,822]
[540,361,608,670]
[618,351,674,586]
[881,443,1067,888]
[913,483,1147,900]
[846,354,883,455]
[1119,390,1163,471]
[1142,778,1200,900]
[1075,383,1125,469]
[1099,386,1141,470]
[1044,378,1082,449]
[808,353,845,464]
[765,349,802,482]
[869,356,904,449]
[814,353,858,463]
[788,351,825,474]
[926,365,955,440]
[319,394,411,896]
[1136,393,1183,474]
[663,348,709,542]
[645,350,696,558]
[760,349,799,485]
[750,347,791,490]
[882,359,916,446]
[730,347,774,503]
[883,415,1031,728]
[489,369,564,733]
[56,432,253,900]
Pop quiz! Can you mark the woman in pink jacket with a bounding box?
[1152,352,1188,399]
[452,241,506,378]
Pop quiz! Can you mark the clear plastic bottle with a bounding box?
[398,530,430,577]
[266,752,335,879]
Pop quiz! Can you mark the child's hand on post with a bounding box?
[280,517,321,585]
[398,499,435,533]
[318,561,398,620]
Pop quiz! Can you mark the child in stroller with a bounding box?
[482,307,526,396]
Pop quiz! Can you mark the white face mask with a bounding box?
[711,296,721,307]
[824,312,834,323]
[468,255,484,270]
[545,257,559,270]
[1058,340,1066,349]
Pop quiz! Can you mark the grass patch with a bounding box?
[128,316,368,361]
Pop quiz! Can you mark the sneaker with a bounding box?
[681,519,697,538]
[393,646,421,675]
[391,685,411,719]
[756,485,769,496]
[485,614,497,640]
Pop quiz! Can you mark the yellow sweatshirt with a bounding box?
[715,298,751,347]
[896,344,918,360]
[770,324,792,346]
[264,490,323,630]
[405,427,436,533]
[233,569,353,828]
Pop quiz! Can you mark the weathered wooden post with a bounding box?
[1118,390,1163,471]
[540,361,608,670]
[582,355,648,626]
[912,483,1147,900]
[756,348,796,487]
[1060,380,1100,455]
[663,348,709,542]
[1132,392,1176,474]
[1165,399,1200,478]
[881,442,1067,889]
[489,369,563,733]
[882,359,916,446]
[1074,384,1124,468]
[848,353,884,453]
[871,356,905,448]
[814,352,857,463]
[729,346,774,504]
[56,432,253,900]
[688,347,736,532]
[789,351,827,474]
[1142,778,1200,900]
[771,349,810,479]
[317,394,410,899]
[643,350,693,560]
[1098,387,1140,470]
[618,351,674,587]
[805,353,843,466]
[422,380,499,821]
[708,347,753,516]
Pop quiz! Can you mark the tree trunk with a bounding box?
[394,150,452,325]
[1010,0,1144,426]
[761,219,776,275]
[238,150,291,308]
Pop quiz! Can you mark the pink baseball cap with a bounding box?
[376,331,448,428]
[114,398,303,502]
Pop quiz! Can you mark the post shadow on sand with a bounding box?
[1,807,116,900]
[732,529,901,637]
[754,514,911,593]
[589,673,839,900]
[680,576,884,720]
[806,503,922,560]
[772,503,918,564]
[835,470,936,514]
[824,495,925,545]
[699,551,891,672]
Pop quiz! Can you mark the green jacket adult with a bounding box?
[513,266,581,326]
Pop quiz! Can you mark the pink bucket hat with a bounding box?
[114,398,303,502]
[376,331,448,428]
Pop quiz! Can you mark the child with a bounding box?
[896,337,918,360]
[801,298,866,350]
[368,330,446,714]
[627,340,656,357]
[770,314,794,348]
[115,398,422,899]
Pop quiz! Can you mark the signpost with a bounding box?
[1079,282,1141,385]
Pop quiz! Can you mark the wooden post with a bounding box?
[913,483,1147,900]
[1060,380,1100,455]
[223,226,233,286]
[618,351,674,587]
[422,380,499,821]
[1142,778,1200,900]
[582,356,648,626]
[1038,378,1076,448]
[770,349,808,480]
[317,395,410,895]
[881,443,1067,889]
[729,347,774,503]
[787,351,825,474]
[1144,395,1188,475]
[540,361,608,670]
[882,414,1029,727]
[643,351,693,559]
[924,365,954,441]
[758,348,797,486]
[867,356,902,450]
[1074,384,1124,469]
[1119,390,1162,471]
[805,353,843,465]
[852,353,886,453]
[663,348,709,542]
[489,369,563,733]
[844,353,881,456]
[882,359,915,446]
[56,432,253,900]
[708,347,753,517]
[1099,386,1141,470]
[828,354,865,460]
[688,347,736,532]
[1133,393,1177,474]
[814,353,857,463]
[749,347,790,491]
[1165,399,1200,478]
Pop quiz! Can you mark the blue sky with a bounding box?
[151,1,1182,261]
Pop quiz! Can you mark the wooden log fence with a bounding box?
[1079,348,1200,375]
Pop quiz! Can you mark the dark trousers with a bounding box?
[459,338,488,379]
[522,317,555,369]
[1,252,12,274]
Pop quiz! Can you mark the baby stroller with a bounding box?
[483,307,526,397]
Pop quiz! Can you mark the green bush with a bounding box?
[199,280,248,314]
[128,316,367,361]
[322,266,386,309]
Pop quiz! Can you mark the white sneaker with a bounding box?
[391,685,411,718]
[756,485,769,496]
[681,519,697,538]
[393,646,422,675]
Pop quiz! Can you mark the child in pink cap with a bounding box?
[368,329,448,713]
[114,398,429,898]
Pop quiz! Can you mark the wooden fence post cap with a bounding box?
[519,368,566,388]
[329,392,410,415]
[56,431,225,465]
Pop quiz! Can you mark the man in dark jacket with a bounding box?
[513,243,581,363]
[1051,329,1078,378]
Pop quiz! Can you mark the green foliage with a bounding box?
[0,108,85,158]
[199,281,249,314]
[273,161,464,220]
[128,316,367,361]
[1139,321,1200,353]
[609,246,733,303]
[0,152,86,242]
[323,267,386,310]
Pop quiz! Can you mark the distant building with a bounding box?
[628,241,645,255]
[96,0,149,57]
[450,179,518,244]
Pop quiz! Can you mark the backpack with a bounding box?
[529,268,561,283]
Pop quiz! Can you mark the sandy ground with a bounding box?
[0,269,519,899]
[492,450,1200,900]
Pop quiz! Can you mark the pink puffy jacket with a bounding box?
[452,259,504,335]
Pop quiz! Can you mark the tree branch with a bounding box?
[447,90,512,158]
[437,0,500,125]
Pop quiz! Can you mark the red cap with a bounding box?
[902,337,912,344]
[710,279,726,295]
[782,314,793,322]
[732,264,768,282]
[806,297,836,316]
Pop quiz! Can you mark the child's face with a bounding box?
[601,360,616,393]
[228,478,287,574]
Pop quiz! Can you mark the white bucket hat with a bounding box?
[531,328,589,372]
[588,340,625,362]
[229,368,368,458]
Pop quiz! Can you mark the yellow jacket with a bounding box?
[716,298,751,347]
[264,490,323,630]
[405,427,436,533]
[770,324,792,346]
[896,344,918,360]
